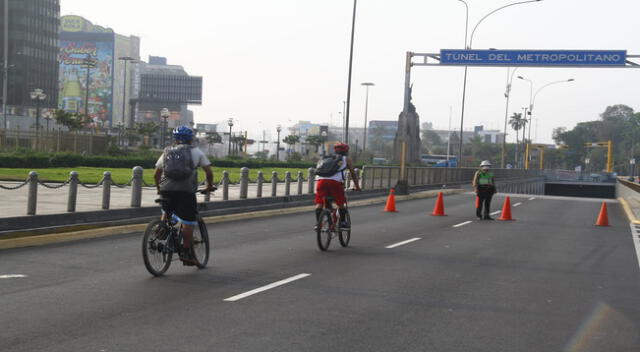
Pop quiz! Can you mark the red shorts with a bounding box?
[315,179,346,207]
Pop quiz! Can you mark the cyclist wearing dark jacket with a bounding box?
[154,126,215,265]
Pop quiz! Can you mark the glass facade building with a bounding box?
[1,0,60,116]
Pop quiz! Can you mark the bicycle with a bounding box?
[142,191,211,276]
[316,195,351,251]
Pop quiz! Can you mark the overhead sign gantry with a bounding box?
[394,49,640,194]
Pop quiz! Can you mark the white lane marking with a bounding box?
[386,237,422,249]
[0,274,27,279]
[453,221,473,228]
[529,197,537,201]
[628,224,640,271]
[224,273,311,302]
[513,202,522,207]
[491,210,501,216]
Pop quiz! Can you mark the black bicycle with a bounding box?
[316,195,351,251]
[142,194,211,276]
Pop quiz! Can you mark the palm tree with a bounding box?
[509,113,525,166]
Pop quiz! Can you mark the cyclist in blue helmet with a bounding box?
[154,125,216,265]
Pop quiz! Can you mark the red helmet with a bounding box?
[334,143,350,154]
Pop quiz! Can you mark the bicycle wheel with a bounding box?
[338,211,351,247]
[193,218,210,269]
[142,220,173,276]
[316,210,333,251]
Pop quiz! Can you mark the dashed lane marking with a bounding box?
[453,221,473,228]
[513,202,522,207]
[529,197,537,201]
[0,274,27,279]
[386,238,422,249]
[490,211,501,216]
[224,273,311,302]
[628,224,640,271]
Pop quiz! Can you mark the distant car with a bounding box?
[372,157,388,165]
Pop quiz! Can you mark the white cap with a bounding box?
[480,160,492,167]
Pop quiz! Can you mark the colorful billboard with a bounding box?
[58,40,114,125]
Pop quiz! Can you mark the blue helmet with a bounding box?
[172,125,194,142]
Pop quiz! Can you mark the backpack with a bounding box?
[163,145,194,181]
[315,154,344,177]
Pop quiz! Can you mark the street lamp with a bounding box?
[227,118,234,157]
[276,125,282,161]
[118,57,137,128]
[43,111,52,134]
[321,131,328,157]
[518,76,574,168]
[29,88,46,150]
[344,0,358,144]
[160,108,170,148]
[2,0,8,132]
[501,67,520,168]
[361,82,374,153]
[82,55,97,118]
[456,0,543,167]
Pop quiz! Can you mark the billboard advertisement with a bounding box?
[58,40,114,125]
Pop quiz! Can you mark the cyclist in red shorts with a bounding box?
[315,143,361,229]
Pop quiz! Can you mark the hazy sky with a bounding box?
[60,0,640,143]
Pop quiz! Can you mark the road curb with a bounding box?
[617,197,640,225]
[0,189,464,250]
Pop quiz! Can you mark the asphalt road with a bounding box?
[2,193,640,352]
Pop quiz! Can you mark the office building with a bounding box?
[131,56,202,128]
[1,0,60,128]
[58,15,140,127]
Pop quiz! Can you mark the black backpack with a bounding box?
[315,154,344,177]
[163,145,194,180]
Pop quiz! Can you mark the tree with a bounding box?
[509,113,528,166]
[421,129,444,154]
[135,122,159,146]
[53,110,91,131]
[205,132,222,156]
[306,135,324,153]
[283,135,300,156]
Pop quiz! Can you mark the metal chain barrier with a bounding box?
[79,178,104,189]
[0,179,30,190]
[38,179,72,189]
[112,177,134,189]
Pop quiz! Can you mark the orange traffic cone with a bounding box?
[384,188,398,212]
[431,192,447,216]
[595,202,610,227]
[497,196,514,221]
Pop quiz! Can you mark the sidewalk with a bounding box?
[0,181,310,218]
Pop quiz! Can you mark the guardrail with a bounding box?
[0,166,542,216]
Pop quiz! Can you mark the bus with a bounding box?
[421,154,457,167]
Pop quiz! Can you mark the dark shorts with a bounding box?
[159,191,197,223]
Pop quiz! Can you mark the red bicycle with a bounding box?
[315,196,351,251]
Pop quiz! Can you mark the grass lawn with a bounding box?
[0,166,312,185]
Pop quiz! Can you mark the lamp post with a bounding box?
[456,0,543,167]
[2,0,8,132]
[360,82,374,153]
[501,67,519,168]
[82,55,97,118]
[321,131,328,157]
[118,57,137,128]
[43,112,52,133]
[160,108,170,148]
[227,118,234,157]
[276,125,282,161]
[29,89,46,150]
[344,0,357,144]
[518,76,574,168]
